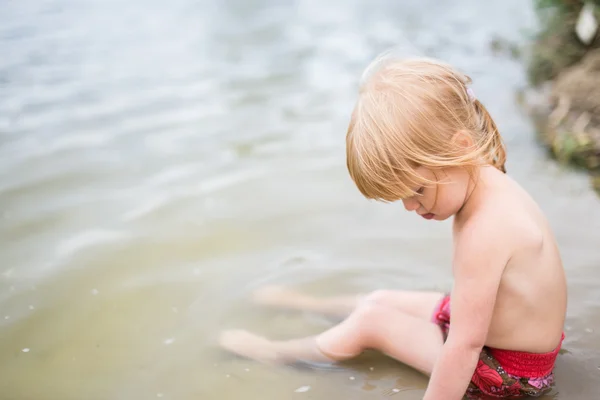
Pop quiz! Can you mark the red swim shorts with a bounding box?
[432,295,564,399]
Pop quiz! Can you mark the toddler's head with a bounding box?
[346,55,506,219]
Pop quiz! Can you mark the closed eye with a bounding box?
[416,187,425,195]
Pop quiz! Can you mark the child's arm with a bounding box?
[423,220,510,400]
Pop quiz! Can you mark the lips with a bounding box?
[421,213,435,220]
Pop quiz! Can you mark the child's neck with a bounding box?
[455,165,499,222]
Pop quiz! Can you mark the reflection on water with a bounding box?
[1,0,600,399]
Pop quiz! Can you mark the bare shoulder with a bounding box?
[456,190,544,261]
[452,203,512,275]
[494,192,543,246]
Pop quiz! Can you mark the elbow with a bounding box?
[445,333,486,354]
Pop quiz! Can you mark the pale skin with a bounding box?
[219,164,567,400]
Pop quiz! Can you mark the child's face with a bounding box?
[401,167,471,221]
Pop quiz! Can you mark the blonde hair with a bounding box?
[346,55,506,202]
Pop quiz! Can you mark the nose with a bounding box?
[402,197,420,212]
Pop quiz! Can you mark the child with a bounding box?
[219,56,568,399]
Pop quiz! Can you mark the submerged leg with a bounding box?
[219,301,444,375]
[254,286,444,320]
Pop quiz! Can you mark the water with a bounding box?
[1,0,600,399]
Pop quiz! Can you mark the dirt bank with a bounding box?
[521,1,600,195]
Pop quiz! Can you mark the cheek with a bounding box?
[423,187,439,210]
[437,186,463,212]
[429,186,454,213]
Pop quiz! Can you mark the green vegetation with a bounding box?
[524,0,600,196]
[527,0,600,86]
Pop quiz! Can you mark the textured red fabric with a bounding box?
[431,294,564,379]
[488,333,564,377]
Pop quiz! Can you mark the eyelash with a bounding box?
[416,187,424,195]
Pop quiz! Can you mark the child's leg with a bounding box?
[254,286,444,320]
[219,300,444,375]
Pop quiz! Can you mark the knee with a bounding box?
[362,289,394,306]
[351,301,389,339]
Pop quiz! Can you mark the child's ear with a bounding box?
[451,130,474,149]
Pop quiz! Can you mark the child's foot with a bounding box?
[219,329,336,365]
[252,285,314,309]
[219,329,280,363]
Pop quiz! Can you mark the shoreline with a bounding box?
[519,1,600,196]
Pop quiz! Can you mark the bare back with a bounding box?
[454,168,567,353]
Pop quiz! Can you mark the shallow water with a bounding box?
[1,0,600,399]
